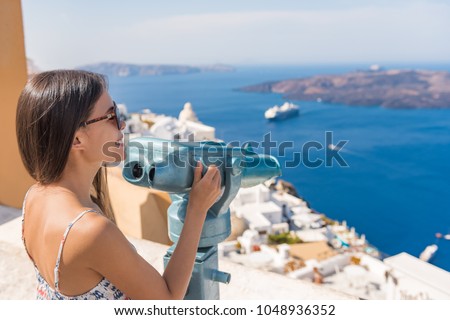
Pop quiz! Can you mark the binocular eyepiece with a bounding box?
[131,163,156,184]
[132,163,144,179]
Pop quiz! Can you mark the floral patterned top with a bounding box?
[21,189,129,300]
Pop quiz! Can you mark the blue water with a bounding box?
[108,64,450,272]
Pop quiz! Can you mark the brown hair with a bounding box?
[16,70,115,221]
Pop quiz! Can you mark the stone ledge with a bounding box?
[0,205,21,225]
[0,208,355,300]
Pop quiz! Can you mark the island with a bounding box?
[77,62,235,77]
[239,69,450,109]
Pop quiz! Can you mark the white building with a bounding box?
[178,102,199,122]
[384,252,450,299]
[124,103,216,141]
[231,184,284,236]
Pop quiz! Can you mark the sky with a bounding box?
[21,0,450,70]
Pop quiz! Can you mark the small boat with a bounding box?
[419,244,438,262]
[264,102,299,121]
[328,144,342,151]
[435,232,450,240]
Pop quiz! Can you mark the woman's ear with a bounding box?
[72,136,83,149]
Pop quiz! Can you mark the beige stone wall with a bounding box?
[107,167,172,245]
[0,0,34,208]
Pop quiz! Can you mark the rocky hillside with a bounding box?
[239,69,450,109]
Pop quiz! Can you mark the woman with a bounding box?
[16,70,221,299]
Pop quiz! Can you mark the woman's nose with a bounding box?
[120,119,126,131]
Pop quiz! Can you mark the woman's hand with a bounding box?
[187,161,222,214]
[88,161,223,299]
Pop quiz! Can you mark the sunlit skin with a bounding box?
[23,90,222,299]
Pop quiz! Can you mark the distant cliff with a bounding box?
[239,69,450,109]
[77,62,235,77]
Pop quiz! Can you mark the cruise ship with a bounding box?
[264,102,299,121]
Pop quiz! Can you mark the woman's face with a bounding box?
[79,90,125,164]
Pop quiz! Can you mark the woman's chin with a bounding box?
[103,143,124,163]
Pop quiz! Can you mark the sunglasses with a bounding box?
[80,101,121,130]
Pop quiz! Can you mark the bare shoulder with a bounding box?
[70,211,132,257]
[68,210,172,299]
[73,211,118,239]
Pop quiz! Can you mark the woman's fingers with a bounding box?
[204,165,219,180]
[196,164,221,192]
[188,164,223,212]
[206,165,217,175]
[193,161,202,184]
[216,173,222,189]
[211,168,221,186]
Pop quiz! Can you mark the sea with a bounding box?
[108,64,450,272]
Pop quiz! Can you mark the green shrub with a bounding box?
[268,232,303,245]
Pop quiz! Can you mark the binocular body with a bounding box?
[122,137,282,298]
[123,137,281,247]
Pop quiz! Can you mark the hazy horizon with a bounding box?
[35,61,450,70]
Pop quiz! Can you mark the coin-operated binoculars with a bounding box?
[122,137,281,299]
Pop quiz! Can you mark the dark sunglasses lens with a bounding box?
[114,104,121,129]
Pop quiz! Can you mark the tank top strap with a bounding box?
[54,209,99,292]
[21,186,36,265]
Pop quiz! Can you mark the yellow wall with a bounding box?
[0,0,171,244]
[0,0,34,207]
